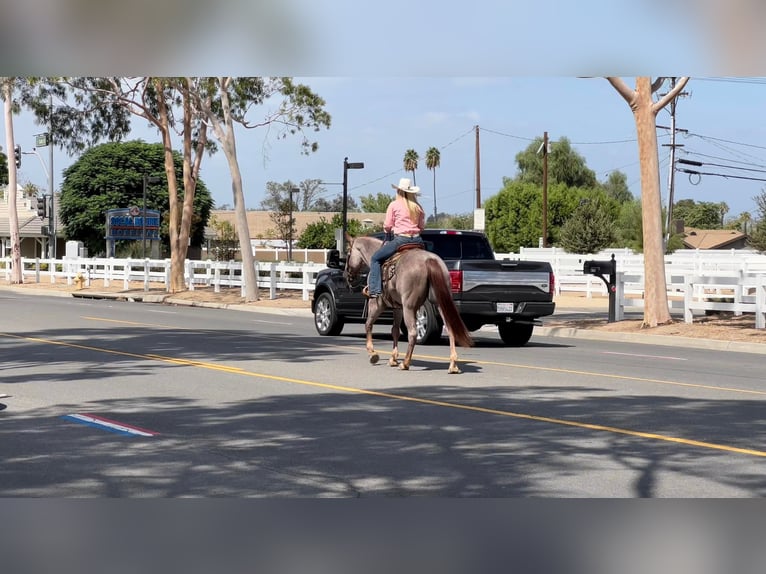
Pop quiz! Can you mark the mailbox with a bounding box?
[582,254,618,323]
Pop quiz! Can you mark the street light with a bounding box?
[342,157,364,253]
[142,174,161,258]
[287,186,300,262]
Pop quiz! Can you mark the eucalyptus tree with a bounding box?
[0,148,8,186]
[403,148,419,185]
[185,77,331,301]
[1,77,22,282]
[425,146,440,221]
[515,136,598,188]
[606,77,689,327]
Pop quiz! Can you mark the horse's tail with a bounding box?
[426,258,474,348]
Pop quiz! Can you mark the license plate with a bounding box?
[496,302,514,313]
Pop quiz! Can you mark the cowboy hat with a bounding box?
[392,177,420,194]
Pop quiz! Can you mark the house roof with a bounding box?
[682,227,747,249]
[206,210,386,240]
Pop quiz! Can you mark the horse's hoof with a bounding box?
[399,363,409,371]
[388,358,399,367]
[369,353,379,364]
[448,367,462,374]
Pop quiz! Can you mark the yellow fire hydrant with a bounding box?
[74,272,85,290]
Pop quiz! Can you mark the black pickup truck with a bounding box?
[311,229,556,346]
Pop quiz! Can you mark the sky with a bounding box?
[3,1,766,221]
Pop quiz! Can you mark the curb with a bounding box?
[3,285,766,354]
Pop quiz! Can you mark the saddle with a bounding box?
[382,242,424,284]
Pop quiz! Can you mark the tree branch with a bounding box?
[652,77,690,113]
[651,77,666,93]
[605,77,634,105]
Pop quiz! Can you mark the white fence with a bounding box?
[5,247,766,328]
[1,256,327,301]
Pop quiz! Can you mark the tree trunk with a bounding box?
[155,88,185,293]
[634,80,671,326]
[607,76,688,328]
[3,80,22,284]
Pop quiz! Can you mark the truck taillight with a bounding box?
[449,270,463,293]
[549,271,555,294]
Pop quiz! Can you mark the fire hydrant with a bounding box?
[74,272,85,290]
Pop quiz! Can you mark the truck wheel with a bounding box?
[415,301,443,345]
[497,322,534,346]
[314,292,344,336]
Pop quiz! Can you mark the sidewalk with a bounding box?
[2,281,766,354]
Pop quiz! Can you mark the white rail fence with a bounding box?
[1,257,326,301]
[5,247,766,328]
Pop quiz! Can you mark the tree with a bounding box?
[59,141,212,257]
[558,197,616,254]
[311,194,358,212]
[748,190,766,252]
[0,148,8,186]
[297,213,364,249]
[672,199,724,229]
[299,178,325,211]
[261,181,300,247]
[53,77,206,292]
[208,216,239,261]
[607,76,690,327]
[2,77,22,283]
[425,146,441,221]
[359,192,391,213]
[602,170,633,203]
[403,148,419,185]
[187,77,331,301]
[515,136,598,188]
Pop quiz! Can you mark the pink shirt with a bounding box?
[384,200,425,235]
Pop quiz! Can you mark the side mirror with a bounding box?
[326,249,343,269]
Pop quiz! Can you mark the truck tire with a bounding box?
[497,322,534,347]
[415,301,443,345]
[314,292,345,336]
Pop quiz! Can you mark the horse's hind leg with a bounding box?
[445,326,462,374]
[389,309,402,367]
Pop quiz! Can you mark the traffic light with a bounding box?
[14,145,21,169]
[36,195,47,218]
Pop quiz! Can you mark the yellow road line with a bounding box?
[80,316,766,398]
[3,331,765,458]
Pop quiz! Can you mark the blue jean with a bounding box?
[367,235,424,295]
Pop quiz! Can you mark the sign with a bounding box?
[35,133,49,147]
[105,207,161,240]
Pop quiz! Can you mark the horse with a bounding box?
[344,232,474,373]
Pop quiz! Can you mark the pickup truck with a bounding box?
[311,229,556,346]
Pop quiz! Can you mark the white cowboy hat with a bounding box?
[392,177,420,194]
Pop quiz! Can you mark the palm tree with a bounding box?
[425,146,440,223]
[403,148,419,185]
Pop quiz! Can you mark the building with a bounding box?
[682,227,749,250]
[206,210,386,242]
[0,184,62,258]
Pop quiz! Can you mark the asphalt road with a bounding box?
[1,291,765,497]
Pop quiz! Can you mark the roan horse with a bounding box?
[344,233,474,373]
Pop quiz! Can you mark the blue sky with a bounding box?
[3,2,766,221]
[7,77,766,221]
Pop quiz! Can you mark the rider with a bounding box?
[364,177,425,299]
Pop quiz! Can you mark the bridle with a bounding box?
[343,238,366,287]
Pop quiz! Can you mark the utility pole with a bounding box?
[474,125,481,209]
[542,131,549,248]
[662,77,689,246]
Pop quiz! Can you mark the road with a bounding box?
[1,291,764,497]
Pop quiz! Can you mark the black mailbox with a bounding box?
[582,254,617,323]
[583,260,614,276]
